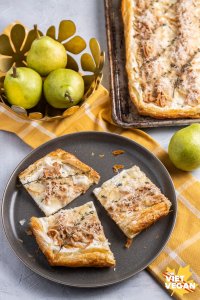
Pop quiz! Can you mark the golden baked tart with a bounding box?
[30,201,116,267]
[122,0,200,118]
[19,149,100,216]
[93,166,171,241]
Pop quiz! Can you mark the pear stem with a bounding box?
[12,66,17,78]
[34,24,40,39]
[65,92,74,103]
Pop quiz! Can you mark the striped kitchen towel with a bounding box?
[0,85,200,299]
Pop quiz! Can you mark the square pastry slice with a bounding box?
[93,166,171,240]
[19,149,100,216]
[30,201,116,267]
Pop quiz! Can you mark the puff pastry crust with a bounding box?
[19,149,100,216]
[93,166,171,240]
[30,202,116,267]
[122,0,200,119]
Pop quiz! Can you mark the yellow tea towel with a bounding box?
[0,86,200,299]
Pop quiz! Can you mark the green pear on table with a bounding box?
[168,124,200,171]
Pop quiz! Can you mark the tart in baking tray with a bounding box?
[30,201,116,267]
[93,166,171,241]
[19,149,100,216]
[121,0,200,119]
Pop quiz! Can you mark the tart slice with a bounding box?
[30,201,115,267]
[93,166,171,241]
[121,0,200,118]
[19,149,100,216]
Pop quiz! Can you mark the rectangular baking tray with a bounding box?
[104,0,200,128]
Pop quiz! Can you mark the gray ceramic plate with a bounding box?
[2,132,176,287]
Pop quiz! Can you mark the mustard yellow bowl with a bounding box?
[0,20,104,120]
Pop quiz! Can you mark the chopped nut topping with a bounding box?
[43,162,61,179]
[47,208,103,249]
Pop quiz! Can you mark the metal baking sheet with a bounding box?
[104,0,200,128]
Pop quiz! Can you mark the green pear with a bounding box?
[27,36,67,76]
[4,67,42,109]
[168,124,200,171]
[44,68,84,109]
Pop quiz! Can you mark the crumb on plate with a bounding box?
[17,238,23,243]
[112,150,125,156]
[125,238,133,248]
[26,229,33,236]
[113,164,124,173]
[19,219,26,226]
[27,254,34,258]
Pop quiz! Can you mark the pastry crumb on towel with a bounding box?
[30,201,116,267]
[94,166,171,244]
[19,149,100,216]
